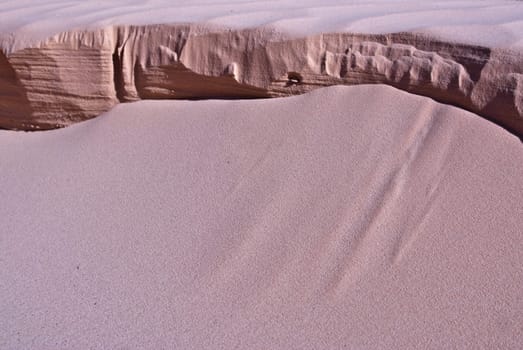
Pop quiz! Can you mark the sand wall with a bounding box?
[1,25,522,136]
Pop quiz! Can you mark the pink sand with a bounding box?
[1,85,522,348]
[1,0,523,52]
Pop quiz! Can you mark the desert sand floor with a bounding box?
[1,85,522,349]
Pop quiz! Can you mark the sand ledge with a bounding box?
[1,24,522,138]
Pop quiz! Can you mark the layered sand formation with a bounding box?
[1,85,522,349]
[1,25,523,138]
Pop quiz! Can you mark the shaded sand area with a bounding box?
[1,85,522,348]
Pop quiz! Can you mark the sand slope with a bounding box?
[1,85,522,349]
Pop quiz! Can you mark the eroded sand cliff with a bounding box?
[1,25,522,137]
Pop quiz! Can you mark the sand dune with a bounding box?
[2,2,523,348]
[1,85,522,349]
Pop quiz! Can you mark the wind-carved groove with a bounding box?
[112,46,126,102]
[339,49,350,78]
[323,106,442,297]
[0,25,522,139]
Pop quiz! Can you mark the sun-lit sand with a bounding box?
[1,0,523,49]
[1,1,523,349]
[1,85,522,348]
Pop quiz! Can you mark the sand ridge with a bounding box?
[1,1,522,136]
[1,24,523,139]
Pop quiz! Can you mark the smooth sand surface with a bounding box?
[1,0,523,50]
[1,85,522,349]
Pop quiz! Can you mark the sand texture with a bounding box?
[1,85,522,349]
[2,1,523,348]
[1,25,523,138]
[2,1,523,49]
